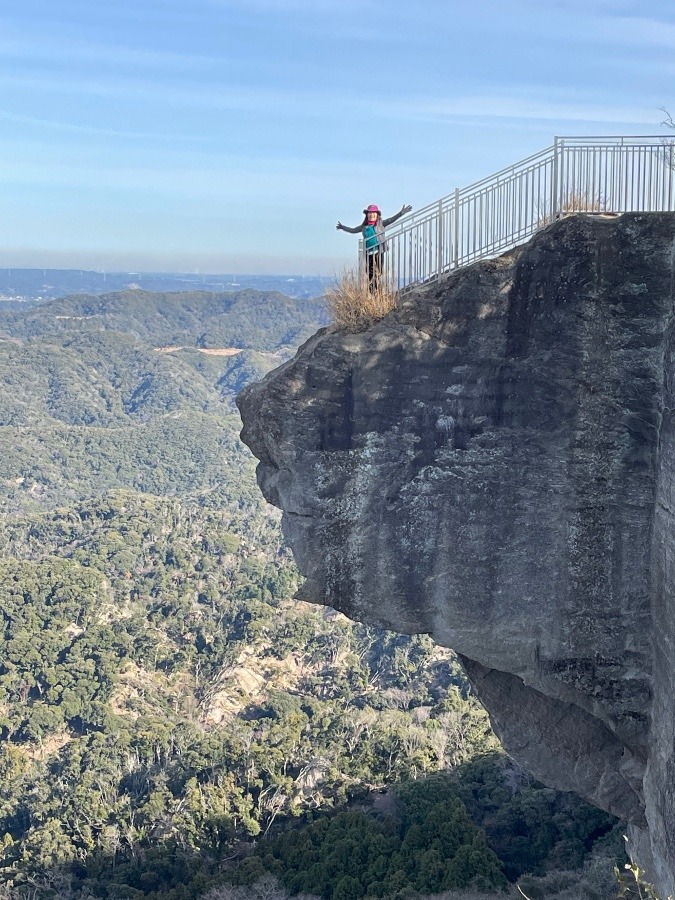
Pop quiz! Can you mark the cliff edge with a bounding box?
[238,214,675,896]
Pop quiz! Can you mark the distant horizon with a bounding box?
[0,252,346,278]
[0,264,335,279]
[0,266,334,301]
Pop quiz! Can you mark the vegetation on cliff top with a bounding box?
[325,270,397,329]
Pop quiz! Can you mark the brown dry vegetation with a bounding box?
[326,269,397,328]
[539,190,609,228]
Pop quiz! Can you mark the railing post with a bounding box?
[357,238,364,287]
[669,143,674,211]
[437,198,443,281]
[551,137,560,221]
[453,188,460,269]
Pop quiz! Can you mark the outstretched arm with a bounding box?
[382,204,412,227]
[336,221,363,234]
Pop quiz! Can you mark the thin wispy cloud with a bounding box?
[0,110,210,142]
[0,152,439,198]
[0,33,224,71]
[0,71,379,119]
[1,71,658,131]
[601,14,675,48]
[388,95,660,128]
[202,0,362,11]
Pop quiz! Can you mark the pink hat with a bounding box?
[364,204,380,213]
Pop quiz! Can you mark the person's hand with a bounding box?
[401,204,412,215]
[336,221,343,230]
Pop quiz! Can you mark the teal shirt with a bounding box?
[364,224,379,254]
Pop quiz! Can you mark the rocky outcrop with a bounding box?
[238,214,675,896]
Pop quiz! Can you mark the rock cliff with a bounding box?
[238,214,675,896]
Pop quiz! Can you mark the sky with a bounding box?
[2,0,675,275]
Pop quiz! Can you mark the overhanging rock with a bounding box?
[238,214,675,896]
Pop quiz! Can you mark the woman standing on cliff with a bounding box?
[336,203,412,292]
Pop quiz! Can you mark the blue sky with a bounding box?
[1,0,674,274]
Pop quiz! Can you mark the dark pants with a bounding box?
[367,251,383,293]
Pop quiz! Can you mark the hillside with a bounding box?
[0,490,623,900]
[0,335,253,513]
[0,289,324,514]
[0,289,328,351]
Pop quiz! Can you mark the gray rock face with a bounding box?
[238,214,675,896]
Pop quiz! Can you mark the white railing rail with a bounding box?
[359,136,675,290]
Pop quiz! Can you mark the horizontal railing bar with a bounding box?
[555,135,671,143]
[389,136,674,237]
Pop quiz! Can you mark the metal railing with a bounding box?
[360,136,675,290]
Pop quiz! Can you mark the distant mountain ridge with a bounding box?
[0,288,327,512]
[0,268,332,301]
[0,288,328,351]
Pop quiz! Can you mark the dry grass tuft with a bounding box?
[559,189,607,214]
[539,190,608,227]
[325,269,397,329]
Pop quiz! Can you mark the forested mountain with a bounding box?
[0,289,328,351]
[0,269,331,302]
[0,290,625,899]
[0,289,323,514]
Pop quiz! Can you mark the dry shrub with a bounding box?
[539,190,608,227]
[199,878,321,900]
[326,269,397,329]
[422,892,521,900]
[200,876,293,900]
[559,189,607,214]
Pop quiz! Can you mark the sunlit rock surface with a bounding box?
[238,214,675,896]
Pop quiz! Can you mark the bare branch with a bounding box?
[659,106,675,130]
